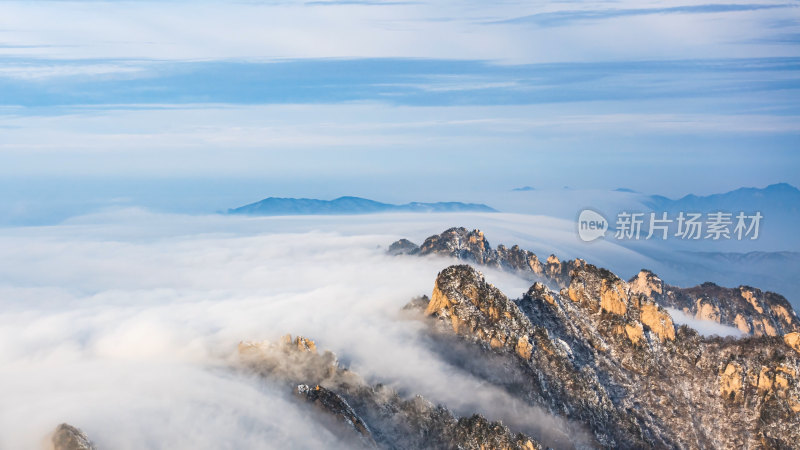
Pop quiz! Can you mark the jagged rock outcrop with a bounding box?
[418,228,493,264]
[629,269,800,336]
[567,264,676,343]
[425,265,535,360]
[391,229,800,339]
[391,227,579,287]
[413,264,800,448]
[51,424,95,450]
[387,239,420,256]
[239,334,542,450]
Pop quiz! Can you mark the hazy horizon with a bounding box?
[1,177,797,226]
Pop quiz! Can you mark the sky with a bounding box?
[1,0,799,222]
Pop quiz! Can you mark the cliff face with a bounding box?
[420,264,800,448]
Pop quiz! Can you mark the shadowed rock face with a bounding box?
[416,263,800,449]
[295,383,377,447]
[629,269,800,336]
[239,334,542,450]
[51,424,95,450]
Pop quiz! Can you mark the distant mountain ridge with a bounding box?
[645,182,799,212]
[228,196,497,215]
[640,182,800,252]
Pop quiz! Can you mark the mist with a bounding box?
[0,209,601,448]
[665,308,745,338]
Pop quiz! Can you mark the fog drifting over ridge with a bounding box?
[0,210,583,448]
[0,209,784,448]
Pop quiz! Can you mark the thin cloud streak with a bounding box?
[493,3,794,27]
[0,0,798,63]
[2,58,797,107]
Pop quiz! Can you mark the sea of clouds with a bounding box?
[0,209,756,448]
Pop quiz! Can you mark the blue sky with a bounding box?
[1,0,799,223]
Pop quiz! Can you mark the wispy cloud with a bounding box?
[666,307,745,337]
[0,57,798,107]
[493,3,795,27]
[1,0,798,64]
[0,61,148,80]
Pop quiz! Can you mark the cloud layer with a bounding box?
[0,211,598,448]
[1,0,798,63]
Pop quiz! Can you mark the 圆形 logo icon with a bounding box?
[578,209,608,242]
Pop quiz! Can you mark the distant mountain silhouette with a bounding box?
[645,183,799,213]
[638,182,800,251]
[228,196,497,215]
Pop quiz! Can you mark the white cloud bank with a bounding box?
[1,210,615,449]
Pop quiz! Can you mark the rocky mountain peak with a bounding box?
[386,238,419,256]
[562,263,676,343]
[525,282,556,305]
[627,269,664,298]
[566,263,630,315]
[391,228,586,286]
[419,227,492,264]
[51,424,95,450]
